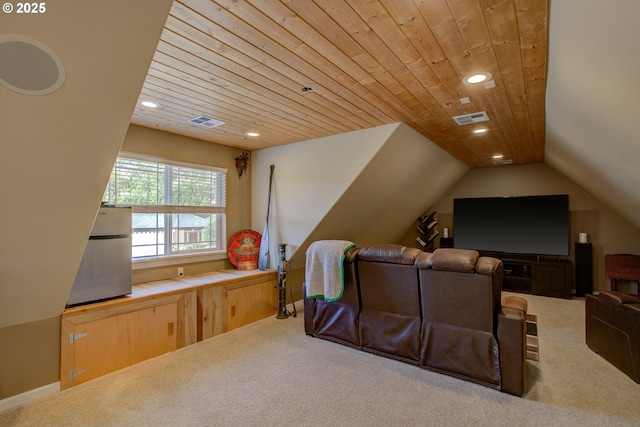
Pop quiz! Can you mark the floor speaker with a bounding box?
[575,242,593,297]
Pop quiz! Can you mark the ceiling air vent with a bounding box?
[493,159,513,166]
[452,111,489,126]
[188,115,225,128]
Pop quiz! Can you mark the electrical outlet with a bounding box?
[178,267,184,277]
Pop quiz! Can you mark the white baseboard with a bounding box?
[0,382,60,413]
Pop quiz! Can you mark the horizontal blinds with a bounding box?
[129,205,225,214]
[105,156,226,209]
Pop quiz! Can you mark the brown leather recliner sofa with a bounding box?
[304,244,529,396]
[586,291,640,383]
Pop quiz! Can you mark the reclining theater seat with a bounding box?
[303,246,361,349]
[586,291,640,383]
[357,244,423,364]
[303,243,529,396]
[417,248,503,389]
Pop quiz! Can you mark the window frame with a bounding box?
[104,152,228,269]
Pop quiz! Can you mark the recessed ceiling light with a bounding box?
[492,154,504,160]
[473,128,488,134]
[245,132,260,137]
[141,101,160,108]
[463,72,492,85]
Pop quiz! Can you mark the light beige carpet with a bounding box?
[1,292,639,426]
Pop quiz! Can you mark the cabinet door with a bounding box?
[198,286,225,340]
[67,303,177,386]
[227,281,277,331]
[533,263,571,299]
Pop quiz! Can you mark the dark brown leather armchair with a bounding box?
[586,291,640,382]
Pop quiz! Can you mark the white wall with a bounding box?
[545,0,640,230]
[0,0,173,329]
[251,123,469,269]
[251,124,393,268]
[0,0,173,401]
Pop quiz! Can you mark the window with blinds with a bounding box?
[103,154,227,259]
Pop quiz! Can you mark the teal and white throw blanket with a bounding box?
[305,240,355,302]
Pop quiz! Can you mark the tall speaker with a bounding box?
[575,242,593,297]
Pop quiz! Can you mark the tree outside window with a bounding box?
[104,155,227,259]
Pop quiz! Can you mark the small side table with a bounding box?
[439,237,454,248]
[606,253,640,295]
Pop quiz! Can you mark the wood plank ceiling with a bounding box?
[131,0,548,168]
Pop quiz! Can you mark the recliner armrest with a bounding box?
[598,291,640,306]
[502,295,528,314]
[476,257,502,275]
[497,311,527,396]
[344,246,360,263]
[497,295,529,396]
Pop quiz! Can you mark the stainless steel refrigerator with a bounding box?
[67,206,132,306]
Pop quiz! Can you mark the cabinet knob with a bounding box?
[230,304,236,317]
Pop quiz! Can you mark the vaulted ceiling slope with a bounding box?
[0,0,174,328]
[545,0,640,230]
[132,0,548,168]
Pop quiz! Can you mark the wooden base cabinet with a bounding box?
[227,280,278,331]
[61,296,180,389]
[61,269,277,389]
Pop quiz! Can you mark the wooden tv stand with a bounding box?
[482,252,573,299]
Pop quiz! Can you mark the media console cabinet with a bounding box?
[482,253,573,299]
[61,269,277,389]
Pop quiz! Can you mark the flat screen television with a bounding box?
[453,194,569,256]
